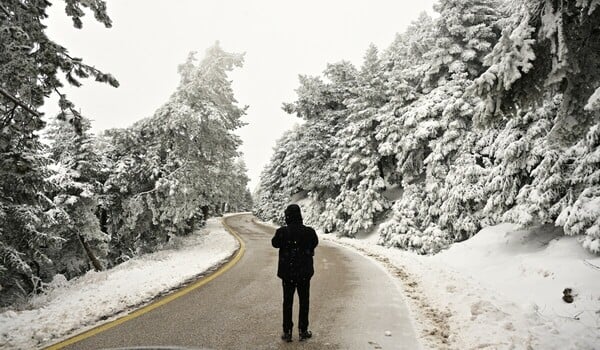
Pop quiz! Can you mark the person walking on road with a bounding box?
[271,204,319,342]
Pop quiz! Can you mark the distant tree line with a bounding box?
[255,0,600,255]
[0,1,251,306]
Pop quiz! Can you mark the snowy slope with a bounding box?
[321,223,600,349]
[0,218,238,350]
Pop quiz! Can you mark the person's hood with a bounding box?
[284,204,303,225]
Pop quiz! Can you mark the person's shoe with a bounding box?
[281,330,292,342]
[299,330,312,341]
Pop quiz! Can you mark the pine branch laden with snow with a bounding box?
[468,13,536,119]
[585,87,600,111]
[424,0,504,86]
[556,123,600,253]
[484,96,560,223]
[378,185,452,254]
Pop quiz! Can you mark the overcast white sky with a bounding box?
[42,0,437,190]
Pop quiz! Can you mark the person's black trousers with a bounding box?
[282,279,310,332]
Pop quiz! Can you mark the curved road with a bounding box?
[64,214,418,349]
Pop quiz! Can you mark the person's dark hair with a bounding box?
[284,204,303,225]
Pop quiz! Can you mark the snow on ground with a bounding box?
[0,218,238,350]
[319,223,600,349]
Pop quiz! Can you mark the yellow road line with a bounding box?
[45,215,246,350]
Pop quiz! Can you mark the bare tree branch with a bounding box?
[0,3,10,17]
[133,163,190,198]
[583,259,600,271]
[1,104,17,125]
[0,87,41,118]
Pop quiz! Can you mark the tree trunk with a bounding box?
[78,234,104,271]
[97,206,108,233]
[0,86,41,117]
[201,206,209,220]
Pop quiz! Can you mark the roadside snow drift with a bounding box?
[0,218,238,349]
[320,223,600,349]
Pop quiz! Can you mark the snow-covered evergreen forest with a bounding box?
[255,0,600,255]
[0,1,251,306]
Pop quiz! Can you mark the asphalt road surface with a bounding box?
[64,213,419,350]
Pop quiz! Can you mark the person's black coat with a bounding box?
[272,223,318,282]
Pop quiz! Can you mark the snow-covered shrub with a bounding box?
[438,151,490,241]
[483,97,560,224]
[557,124,600,253]
[557,188,600,253]
[378,185,453,254]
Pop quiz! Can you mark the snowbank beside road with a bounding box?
[321,223,600,349]
[0,218,238,350]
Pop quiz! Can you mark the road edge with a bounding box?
[44,215,246,350]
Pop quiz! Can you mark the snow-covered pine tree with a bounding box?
[470,0,600,253]
[220,159,252,212]
[45,117,108,278]
[377,0,503,250]
[254,60,361,229]
[484,97,561,224]
[102,43,248,262]
[424,0,503,87]
[0,131,58,304]
[376,13,438,184]
[378,184,453,254]
[100,127,158,262]
[254,129,298,224]
[0,0,117,305]
[382,12,437,96]
[329,45,389,237]
[471,0,600,140]
[376,76,486,250]
[280,61,360,228]
[556,120,600,253]
[438,148,490,240]
[426,77,494,242]
[378,0,502,185]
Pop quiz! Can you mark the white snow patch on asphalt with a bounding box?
[0,218,238,349]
